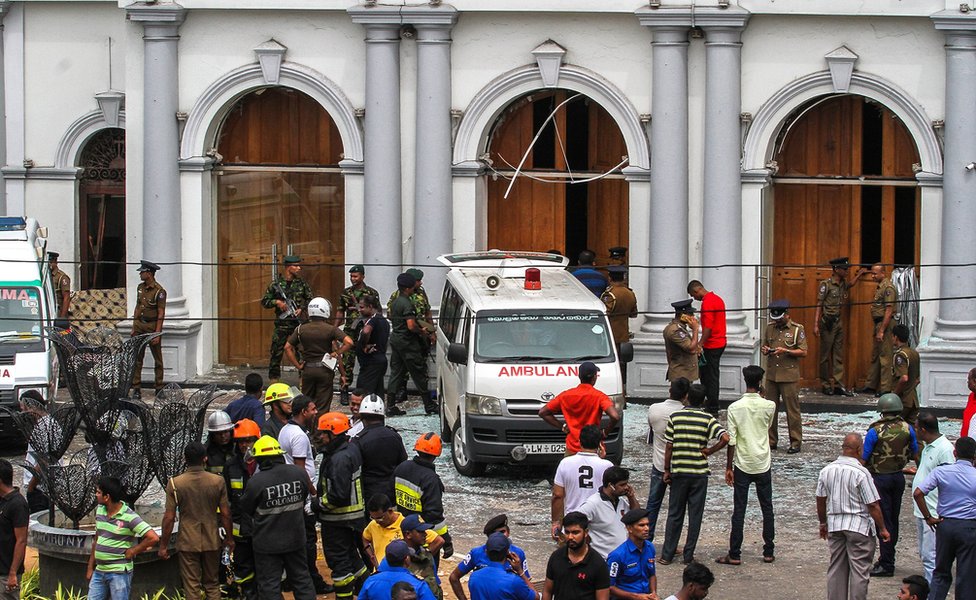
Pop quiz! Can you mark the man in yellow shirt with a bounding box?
[362,495,443,569]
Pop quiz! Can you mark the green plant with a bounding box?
[18,567,183,600]
[18,567,40,600]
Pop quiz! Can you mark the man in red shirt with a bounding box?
[688,281,726,416]
[539,362,621,455]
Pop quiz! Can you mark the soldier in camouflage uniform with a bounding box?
[861,264,898,395]
[334,265,380,391]
[388,273,435,416]
[813,257,865,396]
[891,324,920,424]
[260,255,314,381]
[48,251,71,318]
[862,393,918,577]
[387,268,435,407]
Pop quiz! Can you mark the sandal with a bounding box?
[763,556,776,563]
[657,558,673,565]
[715,555,742,566]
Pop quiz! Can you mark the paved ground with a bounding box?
[4,385,965,599]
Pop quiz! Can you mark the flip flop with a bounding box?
[715,555,741,566]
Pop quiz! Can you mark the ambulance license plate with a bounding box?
[523,443,565,455]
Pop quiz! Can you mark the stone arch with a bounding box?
[454,64,650,171]
[180,62,363,162]
[56,110,126,169]
[743,70,942,176]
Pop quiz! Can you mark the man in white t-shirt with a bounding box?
[911,411,955,583]
[551,425,612,540]
[663,562,714,600]
[577,466,639,559]
[646,377,689,541]
[276,394,332,594]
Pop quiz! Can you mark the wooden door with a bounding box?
[78,128,126,290]
[216,88,344,366]
[486,92,628,263]
[771,96,920,388]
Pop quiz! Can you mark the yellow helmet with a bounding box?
[264,383,296,406]
[251,435,285,458]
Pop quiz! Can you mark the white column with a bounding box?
[0,1,10,214]
[127,3,187,315]
[0,0,23,216]
[349,7,403,297]
[919,14,976,407]
[638,13,691,334]
[406,6,457,303]
[701,11,749,337]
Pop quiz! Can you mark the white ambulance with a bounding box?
[0,217,59,440]
[435,251,632,476]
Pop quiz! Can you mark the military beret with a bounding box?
[47,251,60,260]
[137,260,160,273]
[829,257,850,267]
[671,298,695,314]
[397,273,417,289]
[620,508,651,525]
[406,268,424,280]
[283,255,302,265]
[483,514,508,536]
[349,264,365,274]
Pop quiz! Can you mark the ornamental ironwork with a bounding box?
[80,128,125,183]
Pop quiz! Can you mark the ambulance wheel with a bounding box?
[451,422,485,477]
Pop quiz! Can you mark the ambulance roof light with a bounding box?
[0,217,27,231]
[524,267,541,290]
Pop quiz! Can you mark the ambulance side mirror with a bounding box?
[447,342,468,365]
[618,342,634,363]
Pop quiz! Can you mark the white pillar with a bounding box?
[406,6,457,304]
[701,11,749,337]
[349,7,403,297]
[126,3,187,314]
[919,14,976,407]
[0,1,11,214]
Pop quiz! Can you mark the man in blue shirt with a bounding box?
[469,533,537,600]
[607,508,657,600]
[449,514,531,600]
[572,250,609,297]
[226,373,266,425]
[912,436,976,600]
[359,541,437,600]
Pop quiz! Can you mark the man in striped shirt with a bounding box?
[816,433,890,600]
[660,384,729,565]
[86,476,159,600]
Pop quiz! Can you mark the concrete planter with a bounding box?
[28,508,181,598]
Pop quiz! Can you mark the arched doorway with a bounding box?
[215,87,345,366]
[771,95,920,388]
[485,91,628,264]
[78,128,126,290]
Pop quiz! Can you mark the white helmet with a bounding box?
[308,297,332,320]
[359,394,385,416]
[207,410,235,433]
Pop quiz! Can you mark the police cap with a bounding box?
[48,251,60,261]
[483,514,509,536]
[671,298,695,314]
[768,299,790,319]
[137,260,160,273]
[609,246,628,259]
[829,257,850,268]
[349,264,365,274]
[620,508,651,526]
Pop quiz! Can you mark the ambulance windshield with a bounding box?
[0,287,44,342]
[474,310,614,363]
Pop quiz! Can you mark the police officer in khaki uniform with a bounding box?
[602,266,637,383]
[762,299,808,454]
[48,252,70,318]
[131,260,166,398]
[891,324,920,424]
[663,299,700,383]
[861,264,898,396]
[285,297,353,413]
[814,257,864,396]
